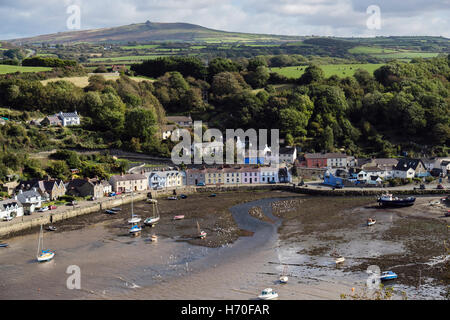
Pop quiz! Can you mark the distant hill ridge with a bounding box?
[5,21,304,45]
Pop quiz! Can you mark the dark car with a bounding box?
[334,184,344,189]
[437,184,444,189]
[196,182,206,186]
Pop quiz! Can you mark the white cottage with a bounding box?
[0,199,24,220]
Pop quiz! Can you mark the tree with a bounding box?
[47,160,70,180]
[299,64,324,85]
[125,107,157,142]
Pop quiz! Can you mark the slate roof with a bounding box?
[394,159,424,171]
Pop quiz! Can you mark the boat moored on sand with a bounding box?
[367,218,376,226]
[377,193,415,207]
[380,271,398,281]
[258,288,278,300]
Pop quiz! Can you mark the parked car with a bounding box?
[420,184,426,190]
[38,206,49,212]
[3,215,13,221]
[334,184,344,189]
[437,184,444,189]
[49,205,57,210]
[269,180,276,184]
[109,192,116,197]
[196,182,206,186]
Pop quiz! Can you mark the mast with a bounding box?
[197,221,201,235]
[37,225,42,257]
[131,191,134,217]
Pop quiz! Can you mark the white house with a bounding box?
[57,111,80,127]
[278,147,297,164]
[0,199,24,220]
[16,188,43,214]
[393,159,427,179]
[260,166,278,183]
[326,153,356,168]
[147,170,184,189]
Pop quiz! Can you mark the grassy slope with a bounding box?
[0,65,52,74]
[270,63,385,78]
[40,74,154,87]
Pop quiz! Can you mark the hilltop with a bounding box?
[5,21,304,45]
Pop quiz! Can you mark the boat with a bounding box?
[173,215,185,220]
[147,199,158,204]
[46,226,57,231]
[36,225,55,262]
[111,207,122,212]
[0,243,9,248]
[279,266,288,284]
[180,194,187,199]
[167,196,177,200]
[129,224,142,234]
[445,210,450,217]
[144,202,160,227]
[335,257,345,264]
[258,288,278,300]
[367,218,376,226]
[150,234,158,242]
[197,221,207,239]
[377,193,415,207]
[380,271,398,281]
[127,192,141,224]
[209,193,217,197]
[105,209,117,215]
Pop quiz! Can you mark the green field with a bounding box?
[90,55,171,62]
[271,63,385,78]
[120,44,160,50]
[372,52,440,59]
[0,65,52,74]
[348,46,397,54]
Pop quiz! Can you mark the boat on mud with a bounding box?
[377,193,415,207]
[129,224,142,235]
[445,210,450,217]
[380,271,398,281]
[0,243,9,248]
[105,209,117,215]
[36,225,55,262]
[258,288,278,300]
[144,202,160,227]
[147,199,157,204]
[279,266,288,284]
[367,218,376,226]
[197,221,207,239]
[173,215,185,220]
[335,257,345,264]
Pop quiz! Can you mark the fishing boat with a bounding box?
[111,207,122,212]
[258,288,278,300]
[167,196,177,200]
[36,225,55,262]
[46,226,57,231]
[279,266,288,284]
[105,209,116,215]
[127,192,141,224]
[129,224,142,235]
[380,271,398,281]
[335,257,345,264]
[0,243,8,248]
[377,193,415,207]
[144,202,160,227]
[197,221,207,239]
[173,215,185,220]
[367,218,376,226]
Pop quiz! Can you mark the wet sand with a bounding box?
[0,192,448,300]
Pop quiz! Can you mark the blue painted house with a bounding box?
[323,169,344,187]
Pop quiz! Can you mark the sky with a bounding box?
[0,0,449,40]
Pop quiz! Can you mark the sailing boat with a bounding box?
[128,192,141,224]
[197,221,207,239]
[144,202,160,227]
[36,225,55,262]
[279,266,288,284]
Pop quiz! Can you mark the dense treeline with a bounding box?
[22,56,78,67]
